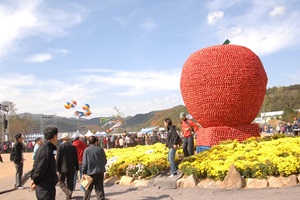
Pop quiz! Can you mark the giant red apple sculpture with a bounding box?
[180,42,268,146]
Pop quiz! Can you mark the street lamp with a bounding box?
[0,103,10,142]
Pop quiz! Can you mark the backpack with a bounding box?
[10,149,15,162]
[176,132,183,146]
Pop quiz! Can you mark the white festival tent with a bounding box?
[95,131,107,137]
[85,130,95,137]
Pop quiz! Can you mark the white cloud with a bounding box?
[0,0,39,58]
[0,68,182,117]
[212,1,300,56]
[112,16,126,26]
[58,49,70,54]
[269,6,285,17]
[139,19,157,31]
[207,11,224,25]
[206,0,241,10]
[27,53,52,63]
[112,9,142,27]
[0,0,87,60]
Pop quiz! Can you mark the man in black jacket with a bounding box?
[31,127,58,200]
[57,133,79,199]
[82,136,107,200]
[12,133,24,189]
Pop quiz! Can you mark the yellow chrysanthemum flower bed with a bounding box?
[106,143,172,178]
[105,135,300,180]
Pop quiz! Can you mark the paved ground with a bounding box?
[1,153,300,200]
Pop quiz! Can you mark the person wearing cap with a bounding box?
[56,133,79,199]
[72,132,87,191]
[31,127,59,200]
[180,112,199,157]
[11,133,25,189]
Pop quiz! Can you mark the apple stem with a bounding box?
[223,39,230,45]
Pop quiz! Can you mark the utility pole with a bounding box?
[40,115,57,132]
[0,102,9,142]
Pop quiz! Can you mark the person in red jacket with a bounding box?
[72,132,87,191]
[180,112,198,157]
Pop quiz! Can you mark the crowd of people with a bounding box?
[261,120,300,135]
[8,127,107,200]
[4,113,299,199]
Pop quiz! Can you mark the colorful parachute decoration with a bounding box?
[102,106,124,132]
[71,100,77,108]
[64,100,92,118]
[74,104,92,119]
[74,111,85,118]
[106,120,122,133]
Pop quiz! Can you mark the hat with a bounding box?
[180,112,186,119]
[61,133,71,140]
[72,132,80,139]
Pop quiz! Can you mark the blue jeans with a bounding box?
[196,146,211,154]
[168,147,177,175]
[74,164,84,191]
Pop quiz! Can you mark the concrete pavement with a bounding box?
[1,153,300,200]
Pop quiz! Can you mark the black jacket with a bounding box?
[12,141,23,163]
[56,142,79,173]
[32,141,58,185]
[166,125,181,148]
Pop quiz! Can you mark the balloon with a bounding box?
[64,102,72,109]
[85,110,92,116]
[71,100,77,108]
[82,104,90,110]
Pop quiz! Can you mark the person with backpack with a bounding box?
[11,133,25,189]
[164,118,181,177]
[180,112,199,157]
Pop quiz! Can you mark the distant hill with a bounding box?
[261,84,300,112]
[16,105,188,133]
[120,105,188,132]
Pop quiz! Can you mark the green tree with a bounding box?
[281,107,298,122]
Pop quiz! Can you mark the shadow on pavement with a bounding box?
[106,187,138,197]
[0,188,15,195]
[140,194,170,200]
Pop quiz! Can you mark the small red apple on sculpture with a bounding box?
[180,41,268,146]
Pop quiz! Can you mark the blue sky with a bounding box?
[0,0,299,118]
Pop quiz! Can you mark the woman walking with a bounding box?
[164,118,181,177]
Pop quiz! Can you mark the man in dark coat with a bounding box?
[82,136,107,200]
[12,133,24,189]
[31,127,59,200]
[57,133,79,199]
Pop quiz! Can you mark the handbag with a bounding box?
[80,174,93,190]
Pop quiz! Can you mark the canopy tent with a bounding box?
[25,133,44,141]
[95,131,107,137]
[159,127,166,132]
[140,126,159,134]
[85,130,95,137]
